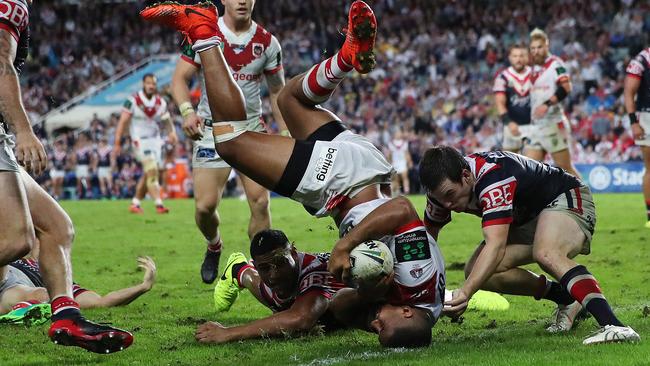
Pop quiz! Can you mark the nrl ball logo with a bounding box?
[410,266,423,279]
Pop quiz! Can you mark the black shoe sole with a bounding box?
[201,251,221,284]
[51,329,131,354]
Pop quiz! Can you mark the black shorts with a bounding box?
[273,121,346,197]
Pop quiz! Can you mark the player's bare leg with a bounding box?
[240,174,271,239]
[194,167,230,284]
[130,175,147,213]
[143,164,168,214]
[533,211,639,343]
[641,146,650,228]
[140,1,377,194]
[523,146,545,162]
[0,171,35,264]
[20,169,134,352]
[550,148,581,179]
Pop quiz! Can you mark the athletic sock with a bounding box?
[131,198,141,206]
[50,296,81,321]
[535,275,574,305]
[645,199,650,221]
[302,52,353,104]
[560,265,623,327]
[155,198,163,206]
[206,235,222,253]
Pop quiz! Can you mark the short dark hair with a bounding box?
[418,145,469,192]
[508,42,527,54]
[250,229,290,258]
[142,73,156,82]
[380,308,432,348]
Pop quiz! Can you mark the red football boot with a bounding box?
[129,203,144,214]
[49,317,134,354]
[156,204,170,214]
[140,1,218,43]
[340,1,377,74]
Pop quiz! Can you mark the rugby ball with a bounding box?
[349,240,394,287]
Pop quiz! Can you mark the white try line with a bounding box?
[296,348,409,366]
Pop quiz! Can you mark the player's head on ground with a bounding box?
[222,0,255,24]
[370,304,432,348]
[250,229,300,298]
[142,73,158,97]
[508,43,528,71]
[529,28,549,65]
[419,146,474,213]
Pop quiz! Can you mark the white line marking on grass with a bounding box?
[298,348,409,366]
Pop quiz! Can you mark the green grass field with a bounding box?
[1,194,649,365]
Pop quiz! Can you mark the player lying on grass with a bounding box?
[196,229,346,344]
[0,253,156,324]
[419,147,640,345]
[140,1,445,347]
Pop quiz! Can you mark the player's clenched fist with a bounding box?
[14,130,47,175]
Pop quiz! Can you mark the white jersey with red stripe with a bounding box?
[182,17,283,125]
[338,198,446,323]
[257,252,345,313]
[626,47,650,112]
[122,91,170,140]
[530,55,570,125]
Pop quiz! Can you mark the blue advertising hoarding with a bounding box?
[576,163,645,193]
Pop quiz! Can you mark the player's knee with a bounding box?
[195,200,218,219]
[0,227,35,260]
[48,215,75,250]
[532,247,555,269]
[249,195,270,217]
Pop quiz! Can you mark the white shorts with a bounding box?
[97,166,112,179]
[50,169,65,179]
[0,125,19,173]
[502,124,533,151]
[634,112,650,147]
[525,119,569,154]
[291,130,394,217]
[76,165,90,179]
[133,137,163,168]
[192,118,266,169]
[392,160,408,174]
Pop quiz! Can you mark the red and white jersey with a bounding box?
[626,47,650,112]
[530,55,570,125]
[122,91,170,140]
[339,198,446,323]
[257,252,345,313]
[493,66,532,125]
[182,17,283,124]
[388,138,409,173]
[0,0,28,42]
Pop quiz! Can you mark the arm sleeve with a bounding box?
[553,58,570,83]
[122,97,135,115]
[263,35,283,75]
[475,171,517,227]
[493,72,507,94]
[626,53,646,79]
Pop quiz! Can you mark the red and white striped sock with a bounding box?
[50,296,81,320]
[302,52,353,103]
[207,234,222,253]
[235,263,254,288]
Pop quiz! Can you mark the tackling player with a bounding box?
[0,255,156,322]
[528,29,580,178]
[0,0,132,353]
[419,146,640,344]
[624,46,650,229]
[493,43,531,153]
[171,0,285,284]
[114,73,177,214]
[196,229,346,343]
[141,0,445,347]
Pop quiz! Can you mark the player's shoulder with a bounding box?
[493,66,507,79]
[548,54,567,67]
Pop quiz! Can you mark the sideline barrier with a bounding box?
[575,162,645,193]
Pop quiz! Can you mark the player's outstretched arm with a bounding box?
[76,257,156,309]
[329,196,418,283]
[0,30,46,175]
[195,291,329,344]
[444,224,509,319]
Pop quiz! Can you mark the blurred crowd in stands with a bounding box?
[20,0,650,199]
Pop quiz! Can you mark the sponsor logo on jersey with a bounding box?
[232,72,261,82]
[479,176,517,213]
[0,0,28,31]
[196,147,217,159]
[410,265,424,279]
[314,147,338,182]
